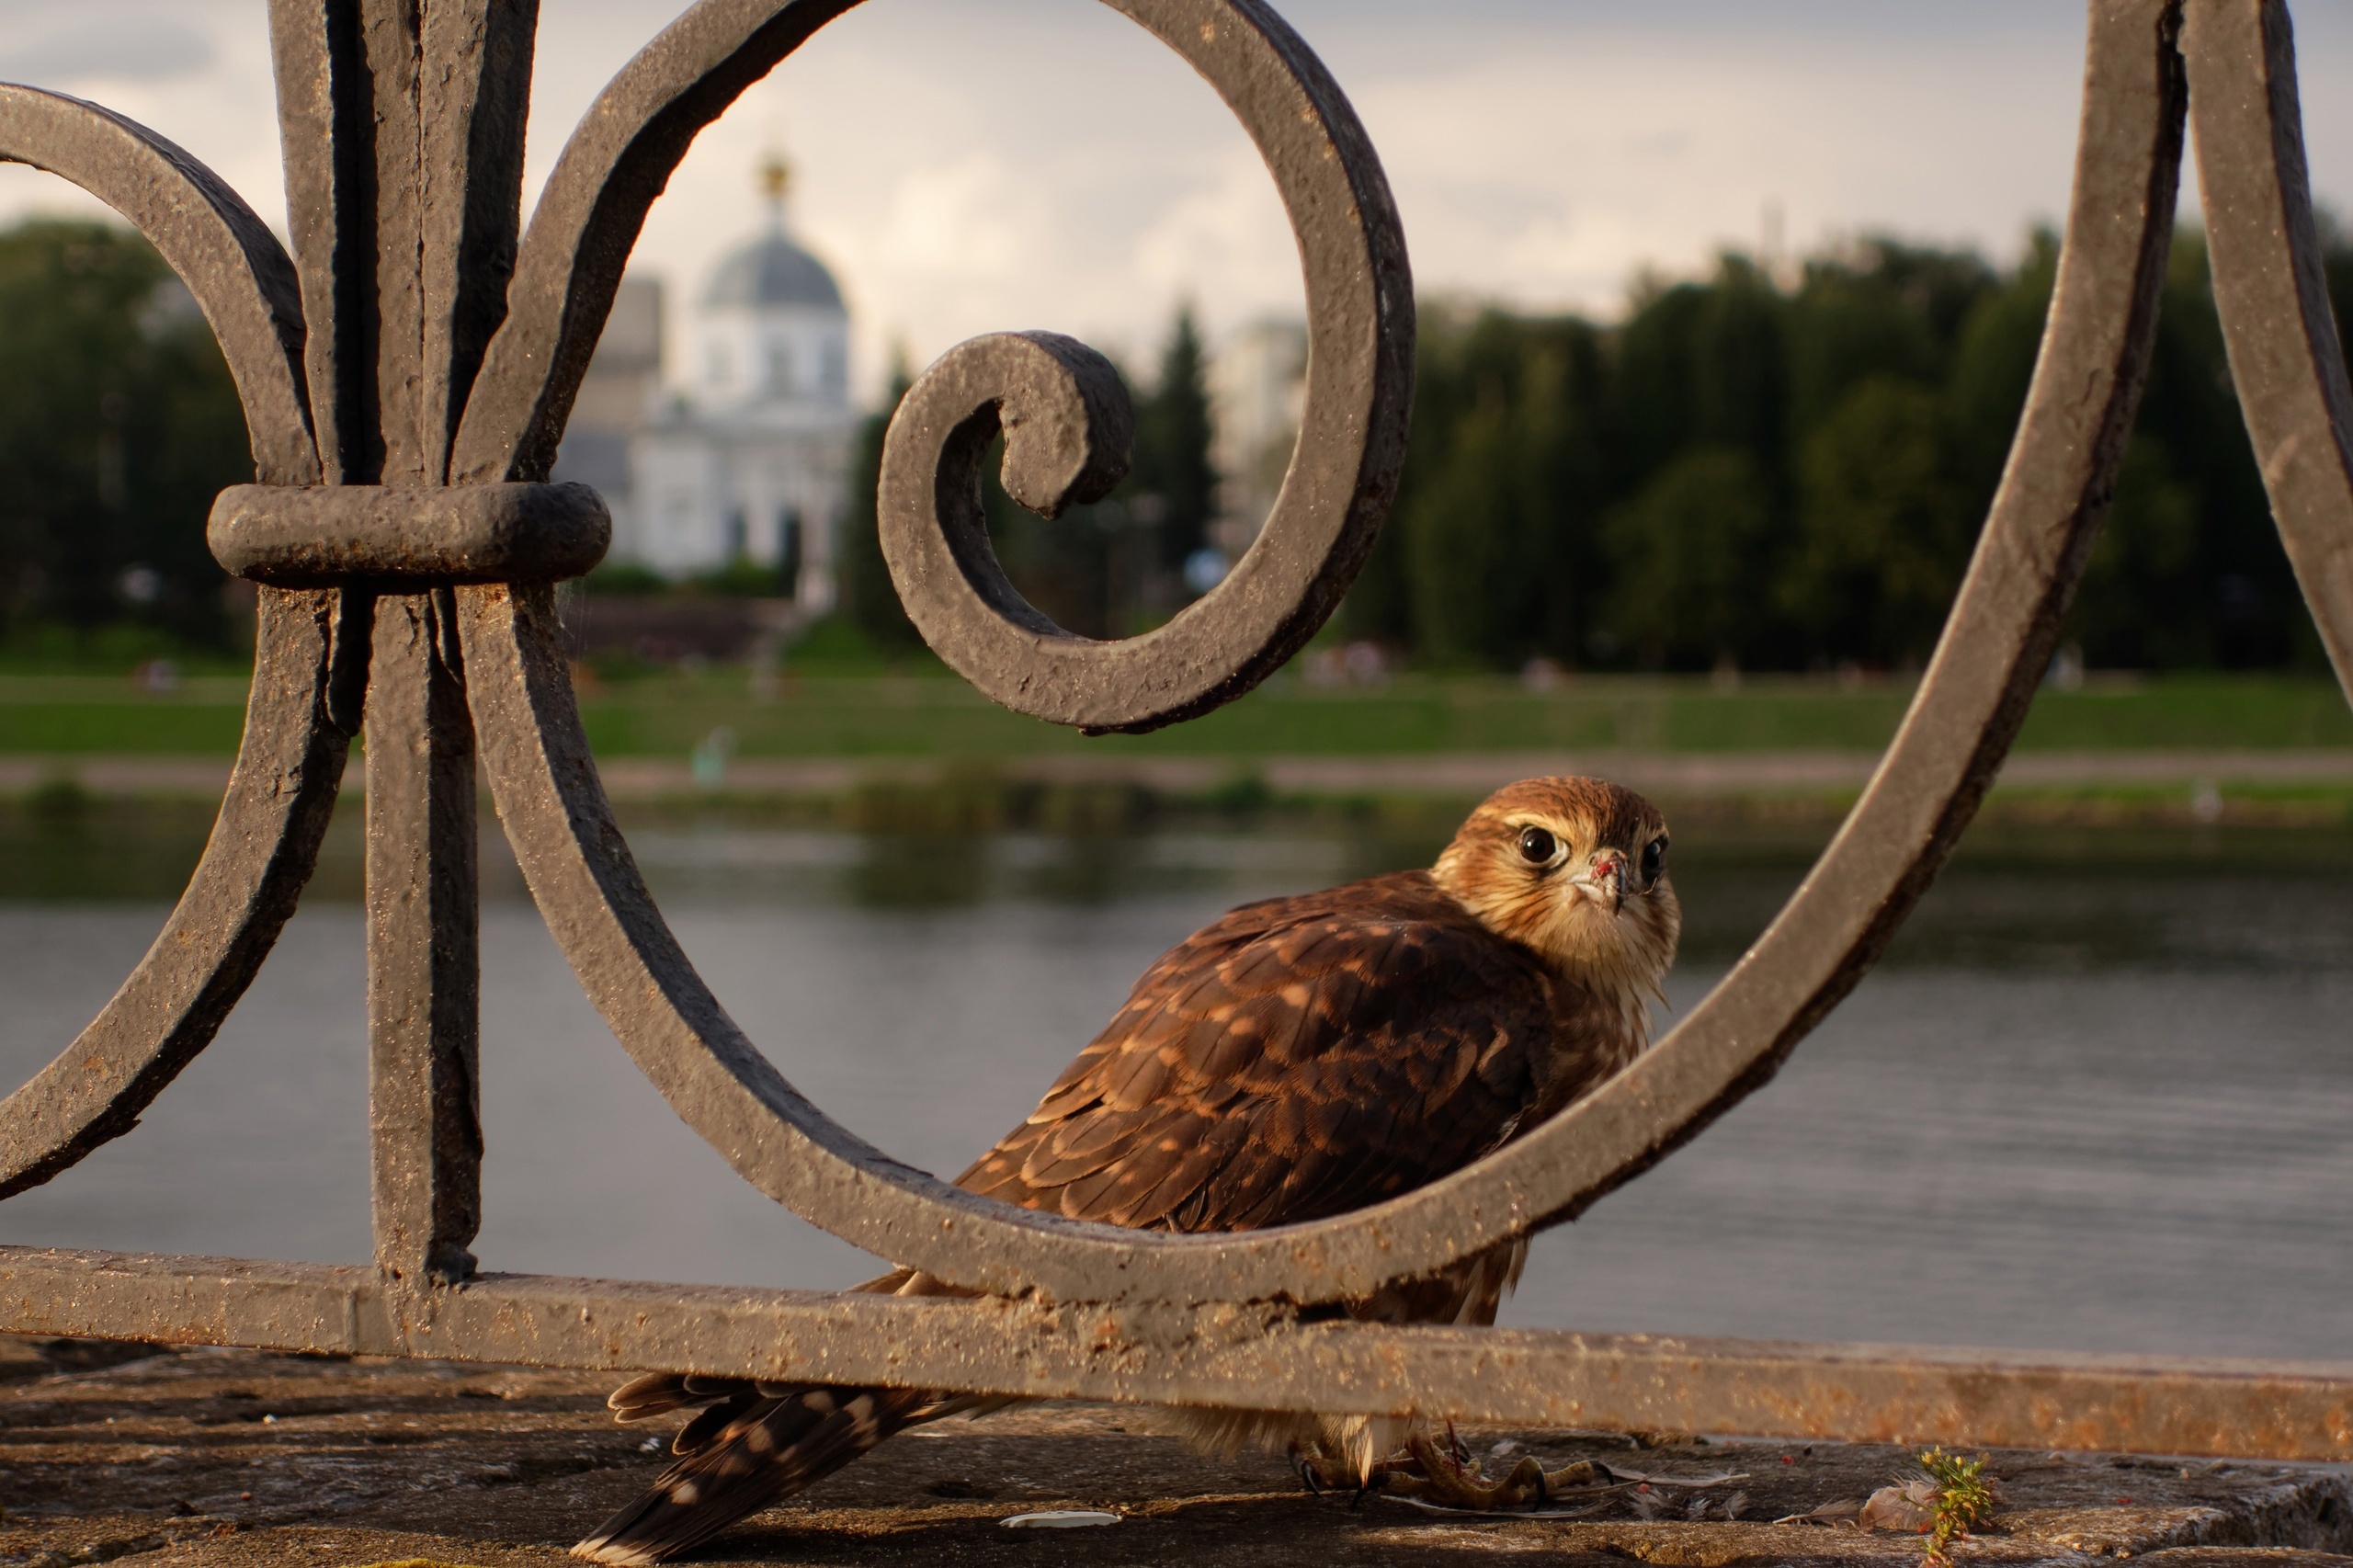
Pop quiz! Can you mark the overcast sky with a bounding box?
[5,0,2353,400]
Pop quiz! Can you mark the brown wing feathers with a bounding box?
[961,873,1557,1233]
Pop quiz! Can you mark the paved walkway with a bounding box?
[4,1338,2349,1568]
[6,749,2351,801]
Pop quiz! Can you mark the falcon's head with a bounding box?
[1432,776,1681,1021]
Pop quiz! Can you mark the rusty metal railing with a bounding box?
[1,0,2349,1462]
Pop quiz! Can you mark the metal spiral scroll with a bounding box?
[0,0,2348,1445]
[0,84,341,1199]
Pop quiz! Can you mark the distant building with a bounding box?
[1208,317,1308,559]
[556,158,855,613]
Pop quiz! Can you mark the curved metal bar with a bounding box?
[459,0,2188,1308]
[449,4,1411,744]
[0,85,319,487]
[2182,0,2353,697]
[455,581,1154,1292]
[874,6,1411,733]
[1330,0,2185,1269]
[448,0,858,485]
[0,588,354,1198]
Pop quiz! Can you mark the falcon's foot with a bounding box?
[1374,1431,1618,1511]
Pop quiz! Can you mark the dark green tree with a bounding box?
[1783,376,1972,665]
[2070,433,2202,665]
[1131,304,1217,583]
[1352,222,2336,674]
[1389,312,1607,665]
[1613,278,1710,484]
[1787,241,1984,440]
[1400,392,1535,667]
[1690,255,1790,470]
[838,363,921,652]
[0,220,249,644]
[1602,447,1775,669]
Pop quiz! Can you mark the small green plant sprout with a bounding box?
[1914,1448,2000,1562]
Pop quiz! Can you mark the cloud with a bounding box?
[0,15,213,85]
[1126,146,1303,326]
[1351,34,2086,315]
[6,0,2353,412]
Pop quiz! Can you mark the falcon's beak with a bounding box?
[1569,849,1628,912]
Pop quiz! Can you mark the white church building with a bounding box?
[561,161,857,611]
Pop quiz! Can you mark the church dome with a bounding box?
[702,229,844,313]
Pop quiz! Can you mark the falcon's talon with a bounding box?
[1401,1430,1497,1508]
[1381,1432,1580,1511]
[575,778,1679,1562]
[1446,1420,1472,1467]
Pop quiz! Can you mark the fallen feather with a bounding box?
[1000,1510,1120,1529]
[1859,1480,1942,1533]
[1379,1456,1752,1516]
[1383,1494,1616,1521]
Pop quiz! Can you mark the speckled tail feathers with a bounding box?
[572,1381,933,1565]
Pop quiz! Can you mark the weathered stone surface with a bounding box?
[4,1336,2349,1566]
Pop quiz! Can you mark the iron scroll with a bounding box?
[0,84,345,1199]
[0,0,2348,1461]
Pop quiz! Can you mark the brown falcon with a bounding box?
[575,775,1679,1564]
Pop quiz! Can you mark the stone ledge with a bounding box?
[3,1337,2348,1566]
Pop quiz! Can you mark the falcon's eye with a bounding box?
[1641,835,1669,887]
[1517,825,1559,865]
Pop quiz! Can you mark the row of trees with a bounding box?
[1341,231,2339,672]
[0,213,2340,672]
[841,227,2338,673]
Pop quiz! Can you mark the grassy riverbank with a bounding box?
[4,770,2349,909]
[0,668,2347,758]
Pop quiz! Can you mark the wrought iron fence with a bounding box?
[1,0,2349,1461]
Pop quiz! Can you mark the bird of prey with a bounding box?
[574,775,1680,1564]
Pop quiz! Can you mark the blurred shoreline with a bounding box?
[1,745,2348,824]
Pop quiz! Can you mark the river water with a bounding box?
[3,809,2348,1361]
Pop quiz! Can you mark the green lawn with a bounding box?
[0,668,2346,757]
